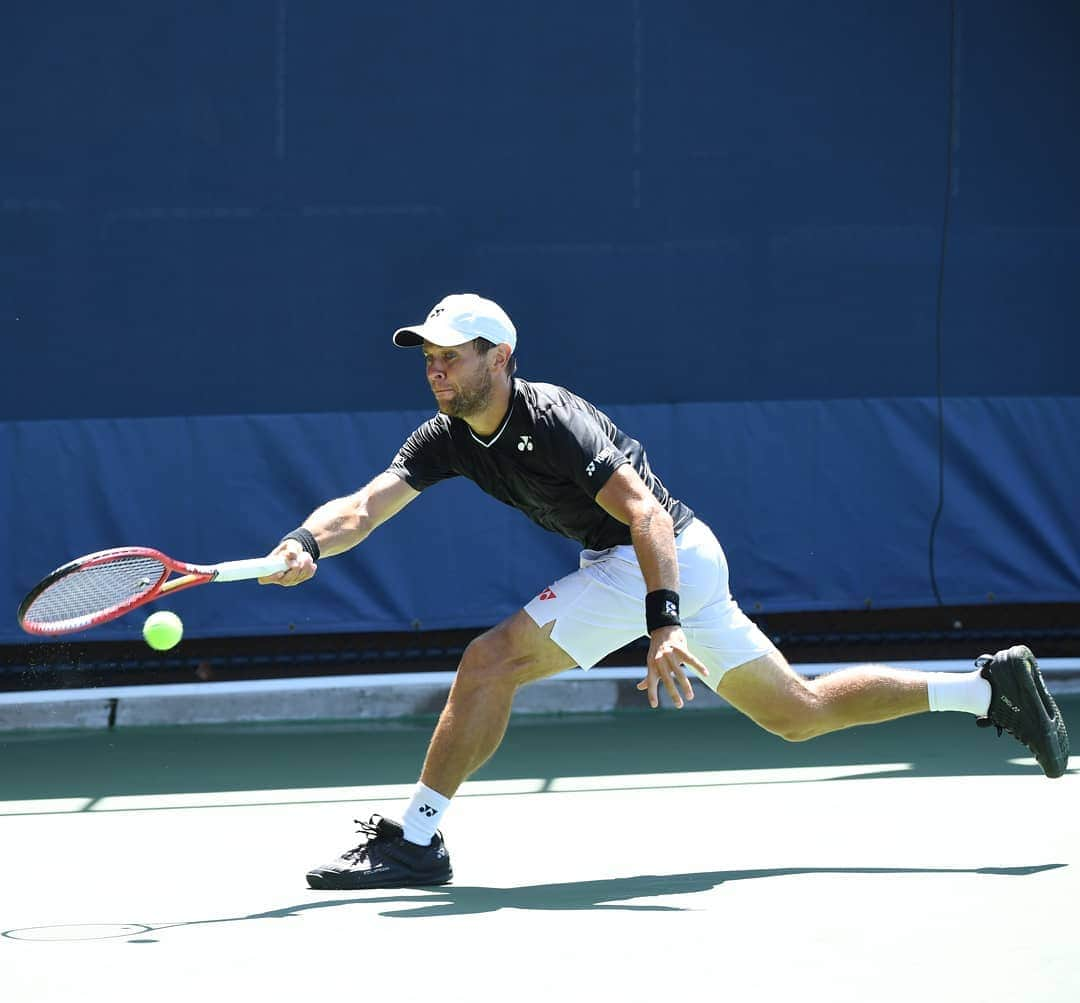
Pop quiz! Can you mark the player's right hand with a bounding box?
[258,540,317,587]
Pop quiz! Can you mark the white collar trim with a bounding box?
[467,389,517,449]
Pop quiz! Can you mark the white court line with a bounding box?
[87,778,547,813]
[579,659,1080,680]
[546,763,913,792]
[1,658,1077,706]
[0,764,914,816]
[0,798,94,815]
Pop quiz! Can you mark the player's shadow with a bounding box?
[1,863,1064,942]
[357,863,1064,918]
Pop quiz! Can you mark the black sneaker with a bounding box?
[976,645,1070,779]
[306,815,452,890]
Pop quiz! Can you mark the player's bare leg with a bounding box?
[717,649,963,741]
[716,646,1069,780]
[306,610,576,890]
[419,610,577,797]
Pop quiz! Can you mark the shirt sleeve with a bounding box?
[388,417,459,491]
[547,404,630,498]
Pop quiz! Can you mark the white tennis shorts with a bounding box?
[523,518,776,690]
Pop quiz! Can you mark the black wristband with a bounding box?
[645,589,681,634]
[281,527,320,563]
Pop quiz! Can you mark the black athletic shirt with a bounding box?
[389,379,695,551]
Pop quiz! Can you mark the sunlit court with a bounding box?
[2,691,1079,1001]
[3,0,1078,1001]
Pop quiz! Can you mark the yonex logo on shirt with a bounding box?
[587,445,619,477]
[390,379,695,550]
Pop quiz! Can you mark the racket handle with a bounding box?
[212,555,292,582]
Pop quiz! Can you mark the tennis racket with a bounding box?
[17,547,290,637]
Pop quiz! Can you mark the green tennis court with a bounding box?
[2,699,1077,1003]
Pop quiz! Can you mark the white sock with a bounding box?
[926,670,992,716]
[402,782,451,846]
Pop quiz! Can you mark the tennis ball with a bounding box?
[143,610,184,651]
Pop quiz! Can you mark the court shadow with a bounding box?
[362,863,1065,918]
[2,863,1063,942]
[3,695,1079,805]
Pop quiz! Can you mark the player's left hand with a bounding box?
[638,625,709,709]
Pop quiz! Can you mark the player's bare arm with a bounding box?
[596,465,709,709]
[260,471,419,586]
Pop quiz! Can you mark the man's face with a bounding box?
[422,340,495,419]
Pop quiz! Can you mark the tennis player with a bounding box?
[262,293,1070,890]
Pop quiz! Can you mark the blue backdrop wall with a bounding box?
[2,1,1077,644]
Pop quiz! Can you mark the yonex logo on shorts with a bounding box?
[518,435,534,452]
[538,587,557,600]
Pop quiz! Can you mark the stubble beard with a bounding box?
[436,367,494,420]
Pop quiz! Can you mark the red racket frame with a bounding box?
[17,546,283,636]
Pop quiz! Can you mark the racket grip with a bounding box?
[213,556,292,582]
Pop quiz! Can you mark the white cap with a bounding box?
[393,293,517,352]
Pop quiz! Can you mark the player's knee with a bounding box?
[455,632,524,691]
[772,720,820,743]
[755,695,825,743]
[455,636,498,687]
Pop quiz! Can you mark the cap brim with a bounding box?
[392,326,425,347]
[392,324,474,348]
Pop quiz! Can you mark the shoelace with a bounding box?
[977,717,1008,739]
[340,816,383,863]
[974,654,1013,740]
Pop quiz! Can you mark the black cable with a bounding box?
[928,0,959,606]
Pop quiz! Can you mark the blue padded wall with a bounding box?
[2,1,1077,643]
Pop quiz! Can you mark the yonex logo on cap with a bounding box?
[394,293,518,351]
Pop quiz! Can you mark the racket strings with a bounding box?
[22,555,167,627]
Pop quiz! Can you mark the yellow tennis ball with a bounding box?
[143,610,183,651]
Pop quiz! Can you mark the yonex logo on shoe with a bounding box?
[1002,696,1021,713]
[418,804,437,817]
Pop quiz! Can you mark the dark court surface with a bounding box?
[2,699,1078,1003]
